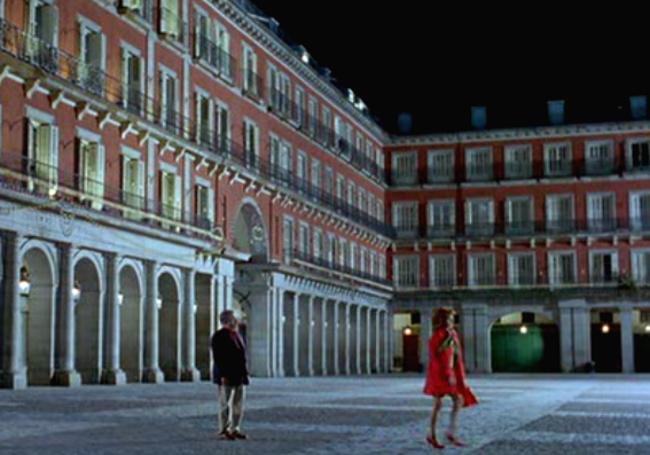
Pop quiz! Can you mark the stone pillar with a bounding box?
[321,299,328,375]
[52,243,81,387]
[224,276,234,311]
[558,299,591,372]
[101,253,126,385]
[307,296,315,376]
[277,288,285,377]
[420,307,434,370]
[1,232,27,389]
[333,300,339,375]
[291,292,300,377]
[375,308,381,373]
[620,305,635,373]
[461,303,491,373]
[181,269,200,382]
[248,286,274,377]
[355,305,362,374]
[387,309,394,373]
[344,302,351,375]
[215,275,226,318]
[142,260,163,383]
[363,307,370,374]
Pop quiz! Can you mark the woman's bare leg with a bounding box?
[448,394,463,436]
[429,396,444,438]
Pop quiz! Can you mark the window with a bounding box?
[320,107,332,146]
[394,256,419,288]
[587,193,616,232]
[391,151,418,185]
[508,253,535,286]
[159,69,178,133]
[628,139,650,172]
[121,45,143,114]
[26,115,58,195]
[119,0,151,21]
[505,197,534,235]
[429,255,455,288]
[160,0,180,40]
[194,11,211,61]
[465,198,494,236]
[377,201,384,222]
[465,147,493,181]
[630,192,650,231]
[298,223,309,255]
[326,233,336,264]
[358,188,367,214]
[242,45,259,97]
[121,150,144,216]
[283,217,294,263]
[215,22,231,77]
[215,101,230,152]
[27,0,59,73]
[631,250,650,284]
[427,149,454,183]
[243,119,259,168]
[336,175,346,201]
[427,199,455,236]
[548,251,576,285]
[296,151,307,193]
[78,18,105,96]
[468,253,495,287]
[392,201,419,238]
[160,168,181,221]
[195,182,214,228]
[324,166,334,196]
[349,242,357,270]
[334,116,345,153]
[585,141,614,175]
[313,229,323,259]
[546,194,574,233]
[195,90,212,146]
[505,145,532,179]
[544,143,572,176]
[359,247,367,273]
[590,250,618,284]
[311,159,321,195]
[339,238,347,267]
[268,66,290,117]
[293,87,305,127]
[347,182,356,207]
[368,193,376,218]
[77,135,105,209]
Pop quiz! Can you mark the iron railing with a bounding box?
[290,248,391,286]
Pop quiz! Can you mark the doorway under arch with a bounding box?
[119,264,143,382]
[158,272,180,381]
[74,257,103,384]
[232,202,268,263]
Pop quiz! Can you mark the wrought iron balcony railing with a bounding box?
[290,248,391,286]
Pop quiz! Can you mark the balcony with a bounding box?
[290,248,391,287]
[193,32,236,83]
[241,68,264,102]
[464,222,495,238]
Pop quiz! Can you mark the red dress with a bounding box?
[423,327,478,407]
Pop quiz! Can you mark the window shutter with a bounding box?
[136,160,145,208]
[173,174,181,220]
[95,144,105,207]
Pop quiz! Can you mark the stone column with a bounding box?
[332,300,339,375]
[248,286,274,377]
[375,308,381,373]
[355,305,362,374]
[344,302,351,375]
[101,253,126,385]
[307,296,315,376]
[224,276,234,311]
[277,288,285,377]
[1,232,27,389]
[52,243,81,387]
[365,306,372,374]
[142,260,163,383]
[558,299,591,372]
[387,309,394,373]
[181,269,200,382]
[461,303,491,373]
[420,307,434,370]
[321,299,328,375]
[620,306,635,373]
[291,292,300,377]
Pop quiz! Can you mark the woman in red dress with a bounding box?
[423,307,478,449]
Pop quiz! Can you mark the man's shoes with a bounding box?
[231,430,248,440]
[217,430,234,440]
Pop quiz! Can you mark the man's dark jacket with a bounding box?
[211,328,249,386]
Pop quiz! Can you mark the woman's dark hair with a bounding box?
[433,307,455,328]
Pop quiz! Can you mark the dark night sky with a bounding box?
[251,1,648,135]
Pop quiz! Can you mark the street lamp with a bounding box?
[156,296,163,310]
[601,323,610,334]
[19,266,31,297]
[519,325,528,335]
[403,327,412,336]
[117,293,124,306]
[72,281,82,300]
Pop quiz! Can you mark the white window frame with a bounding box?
[392,201,419,238]
[585,140,614,175]
[588,249,619,284]
[467,253,496,287]
[548,250,577,286]
[427,199,455,236]
[393,255,420,289]
[391,150,418,185]
[507,252,536,287]
[427,149,454,183]
[544,142,572,176]
[429,254,456,289]
[504,144,532,179]
[465,146,493,181]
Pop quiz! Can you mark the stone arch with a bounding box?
[117,260,144,382]
[490,310,560,373]
[158,270,181,382]
[231,198,269,263]
[19,240,58,386]
[73,252,105,384]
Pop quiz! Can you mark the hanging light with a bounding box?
[403,326,412,336]
[601,323,610,334]
[519,325,528,335]
[72,281,82,300]
[19,266,31,297]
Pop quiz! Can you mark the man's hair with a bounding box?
[220,310,236,325]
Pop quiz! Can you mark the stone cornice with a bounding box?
[389,120,650,147]
[216,0,388,142]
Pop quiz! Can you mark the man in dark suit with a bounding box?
[211,310,249,440]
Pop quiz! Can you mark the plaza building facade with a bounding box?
[0,0,392,389]
[1,1,649,390]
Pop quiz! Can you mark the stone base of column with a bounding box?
[1,371,28,389]
[142,368,164,384]
[51,370,82,387]
[101,369,127,385]
[180,368,201,382]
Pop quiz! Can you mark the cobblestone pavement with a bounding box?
[1,374,649,454]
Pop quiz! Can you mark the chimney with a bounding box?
[471,106,487,130]
[547,100,565,125]
[630,95,647,120]
[398,113,413,134]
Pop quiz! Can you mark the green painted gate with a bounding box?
[491,324,560,372]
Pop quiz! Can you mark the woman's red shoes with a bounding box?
[445,432,466,447]
[426,435,445,450]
